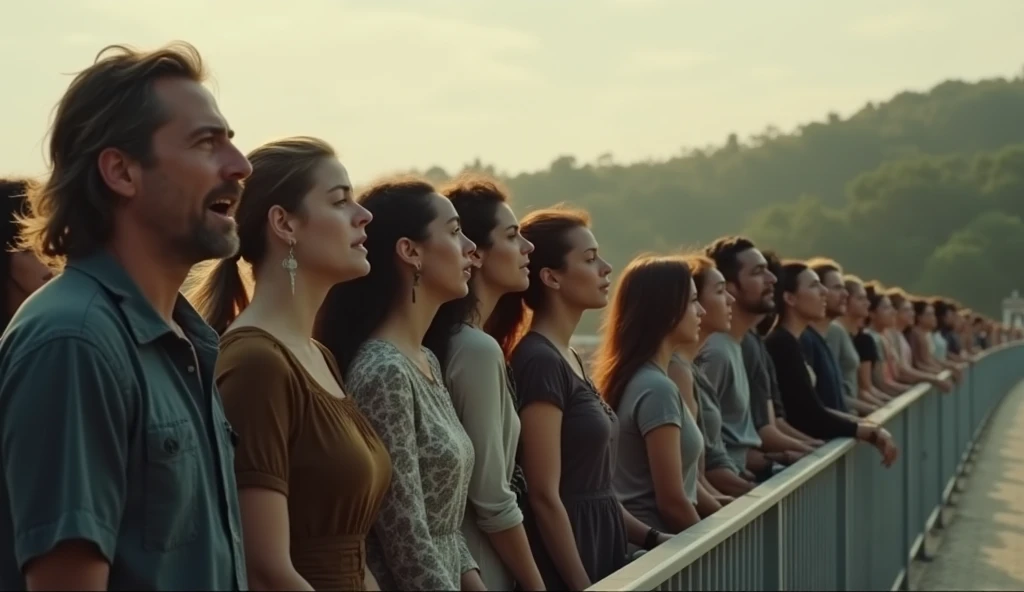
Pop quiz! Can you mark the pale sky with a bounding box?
[3,0,1022,185]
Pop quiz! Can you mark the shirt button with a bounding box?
[187,365,196,373]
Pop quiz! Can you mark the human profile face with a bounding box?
[821,270,848,318]
[896,299,914,328]
[846,282,869,320]
[875,296,896,328]
[698,267,734,333]
[420,194,477,302]
[543,226,613,310]
[474,203,534,295]
[288,158,372,284]
[786,268,826,322]
[673,278,705,345]
[918,304,937,330]
[132,77,252,265]
[732,248,776,314]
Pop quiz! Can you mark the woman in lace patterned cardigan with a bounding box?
[316,177,487,591]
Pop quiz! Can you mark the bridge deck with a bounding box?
[918,380,1024,591]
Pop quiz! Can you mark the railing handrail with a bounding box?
[589,341,1020,591]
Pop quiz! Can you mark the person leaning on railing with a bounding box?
[863,284,917,397]
[885,288,953,393]
[669,254,757,507]
[593,255,707,540]
[762,259,899,467]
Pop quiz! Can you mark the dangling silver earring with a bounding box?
[282,239,298,295]
[412,264,421,303]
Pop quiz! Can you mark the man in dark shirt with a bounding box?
[0,43,252,590]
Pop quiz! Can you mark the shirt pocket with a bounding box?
[143,418,200,551]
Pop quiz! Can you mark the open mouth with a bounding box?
[207,197,236,217]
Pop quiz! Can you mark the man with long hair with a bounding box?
[0,43,251,590]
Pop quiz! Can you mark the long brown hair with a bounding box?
[486,204,590,357]
[18,43,206,267]
[187,136,336,334]
[591,254,694,411]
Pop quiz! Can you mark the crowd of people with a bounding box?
[0,42,1020,592]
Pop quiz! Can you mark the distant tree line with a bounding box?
[406,76,1024,333]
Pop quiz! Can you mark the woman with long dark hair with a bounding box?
[489,206,668,590]
[188,138,391,591]
[1,178,52,332]
[667,255,755,500]
[763,260,898,465]
[314,177,484,591]
[592,254,705,537]
[423,175,544,591]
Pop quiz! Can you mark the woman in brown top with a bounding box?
[189,137,392,591]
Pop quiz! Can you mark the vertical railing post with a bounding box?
[835,455,849,591]
[762,504,783,591]
[899,410,912,590]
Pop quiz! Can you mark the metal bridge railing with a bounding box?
[590,342,1024,591]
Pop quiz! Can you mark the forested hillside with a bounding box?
[412,75,1024,331]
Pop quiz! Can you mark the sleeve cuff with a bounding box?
[235,470,289,496]
[476,504,524,534]
[15,509,118,571]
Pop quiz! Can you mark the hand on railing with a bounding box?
[764,450,806,466]
[935,378,954,393]
[870,426,899,468]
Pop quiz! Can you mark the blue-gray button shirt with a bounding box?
[0,251,246,590]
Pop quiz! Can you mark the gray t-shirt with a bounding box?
[824,321,860,398]
[673,354,738,474]
[613,362,703,533]
[696,333,763,470]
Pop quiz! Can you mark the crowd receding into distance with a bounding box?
[1,42,1020,592]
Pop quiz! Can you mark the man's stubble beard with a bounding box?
[182,210,240,263]
[139,200,240,268]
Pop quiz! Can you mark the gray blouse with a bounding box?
[444,325,523,591]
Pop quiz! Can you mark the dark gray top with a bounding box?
[511,331,626,587]
[741,330,787,428]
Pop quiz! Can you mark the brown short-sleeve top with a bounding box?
[216,327,392,591]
